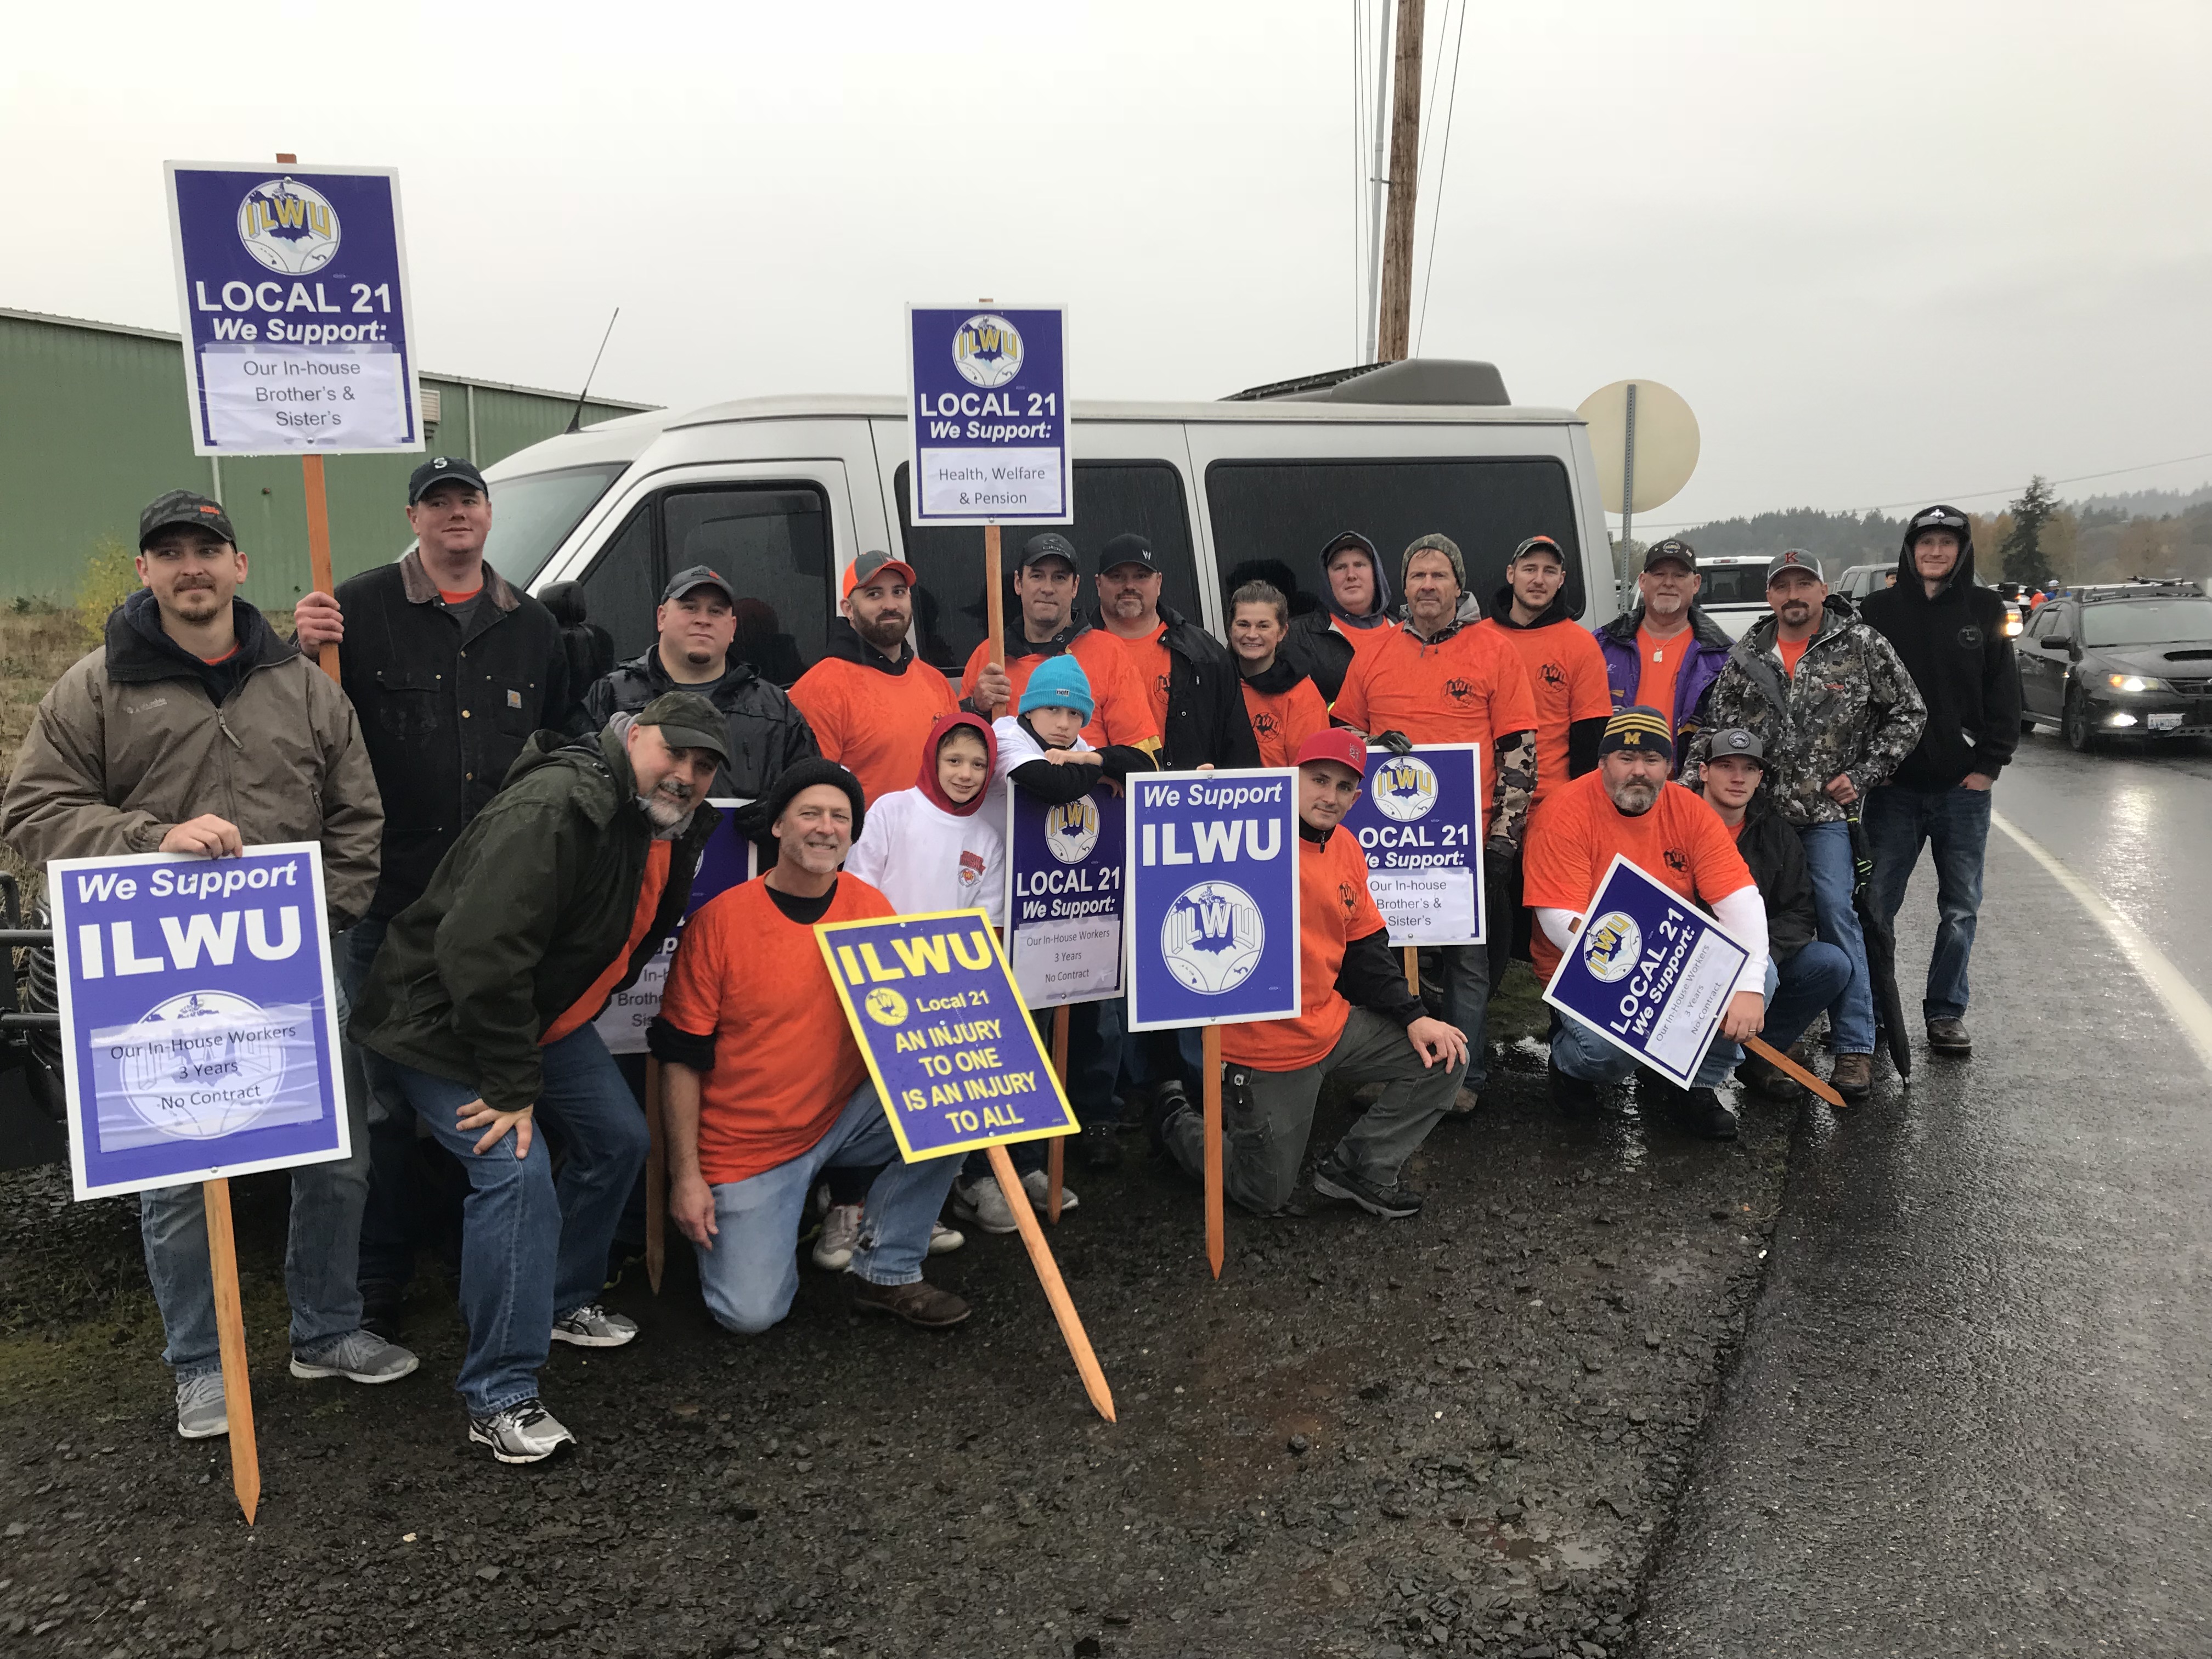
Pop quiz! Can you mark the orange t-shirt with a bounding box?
[1105,623,1174,739]
[1240,675,1331,769]
[1522,770,1754,980]
[657,874,896,1186]
[1330,622,1540,832]
[541,840,672,1046]
[958,629,1161,753]
[788,652,960,805]
[438,586,483,606]
[1776,635,1811,680]
[1222,825,1388,1072]
[1633,625,1692,726]
[1475,618,1613,802]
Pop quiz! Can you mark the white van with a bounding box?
[473,360,1622,684]
[1692,554,1774,642]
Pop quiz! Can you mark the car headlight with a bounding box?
[2106,674,2170,693]
[2003,616,2024,637]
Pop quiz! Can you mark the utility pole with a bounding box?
[1363,1,1394,363]
[1376,0,1425,362]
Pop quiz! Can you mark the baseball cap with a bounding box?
[661,564,738,605]
[1510,534,1566,566]
[407,456,489,505]
[1906,505,1969,542]
[138,489,236,550]
[1599,705,1674,761]
[1294,729,1367,777]
[1642,538,1696,573]
[1706,727,1766,766]
[1017,532,1079,572]
[1098,533,1159,575]
[634,690,730,766]
[1764,548,1824,586]
[841,549,916,597]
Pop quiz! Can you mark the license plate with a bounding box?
[2149,712,2183,731]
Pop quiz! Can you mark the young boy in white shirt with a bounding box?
[845,712,1005,924]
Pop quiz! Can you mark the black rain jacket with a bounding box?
[581,646,819,802]
[1857,522,2022,791]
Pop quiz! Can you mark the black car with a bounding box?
[2019,581,2212,751]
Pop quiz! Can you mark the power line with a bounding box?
[1412,0,1468,357]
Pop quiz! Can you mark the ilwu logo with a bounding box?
[1372,755,1440,823]
[237,177,341,275]
[953,314,1023,388]
[1044,796,1101,865]
[1160,880,1265,995]
[1581,912,1642,983]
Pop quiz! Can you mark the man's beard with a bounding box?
[1606,778,1660,815]
[790,835,845,873]
[640,778,696,832]
[857,611,909,652]
[1779,601,1814,627]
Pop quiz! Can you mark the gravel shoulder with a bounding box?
[0,975,1789,1659]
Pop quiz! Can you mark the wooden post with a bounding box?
[1201,1024,1223,1279]
[1403,945,1420,996]
[1376,0,1426,362]
[986,1143,1115,1422]
[984,523,1006,713]
[1047,1005,1070,1223]
[1744,1035,1846,1109]
[200,1178,260,1525]
[644,1057,667,1291]
[276,155,342,687]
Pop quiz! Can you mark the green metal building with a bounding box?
[0,307,652,607]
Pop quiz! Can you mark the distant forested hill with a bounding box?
[1668,509,1905,571]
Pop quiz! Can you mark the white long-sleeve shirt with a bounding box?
[1538,884,1770,999]
[844,785,1006,926]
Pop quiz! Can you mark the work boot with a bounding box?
[850,1277,972,1329]
[1145,1080,1194,1156]
[1926,1018,1972,1055]
[1669,1086,1740,1141]
[1076,1119,1122,1171]
[1547,1056,1599,1113]
[1441,1086,1482,1122]
[1829,1052,1874,1099]
[1737,1051,1804,1103]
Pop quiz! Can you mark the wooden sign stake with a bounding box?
[986,1143,1114,1422]
[201,1177,260,1525]
[1403,946,1420,995]
[1201,1024,1224,1279]
[276,155,341,689]
[1744,1035,1844,1109]
[644,1057,667,1291]
[1047,1005,1069,1223]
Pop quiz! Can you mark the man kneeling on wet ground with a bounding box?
[656,759,969,1332]
[1150,730,1470,1220]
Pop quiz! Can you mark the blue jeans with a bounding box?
[384,1025,647,1415]
[141,967,369,1380]
[1864,782,1993,1022]
[696,1084,963,1336]
[1797,820,1876,1054]
[1551,992,1747,1090]
[338,915,422,1291]
[1765,941,1852,1055]
[1418,943,1489,1088]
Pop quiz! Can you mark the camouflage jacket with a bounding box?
[1684,599,1926,826]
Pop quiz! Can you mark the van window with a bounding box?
[1696,565,1769,607]
[481,463,630,589]
[568,483,831,686]
[1204,458,1583,621]
[894,462,1200,672]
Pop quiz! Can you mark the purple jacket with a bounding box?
[1591,603,1735,766]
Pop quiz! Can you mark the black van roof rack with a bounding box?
[1224,358,1511,407]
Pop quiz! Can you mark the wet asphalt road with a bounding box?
[1635,733,2212,1657]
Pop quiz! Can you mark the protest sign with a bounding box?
[905,305,1069,525]
[1005,787,1125,1009]
[595,803,756,1054]
[49,844,348,1201]
[817,910,1079,1161]
[1126,770,1300,1032]
[1339,743,1485,947]
[165,162,421,455]
[1541,855,1752,1089]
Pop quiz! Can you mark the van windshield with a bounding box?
[475,464,630,588]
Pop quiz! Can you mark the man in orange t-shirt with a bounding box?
[1152,731,1469,1220]
[1523,708,1770,1140]
[656,759,969,1335]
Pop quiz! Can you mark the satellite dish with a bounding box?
[1578,380,1699,515]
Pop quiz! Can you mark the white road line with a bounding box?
[1991,808,2212,1075]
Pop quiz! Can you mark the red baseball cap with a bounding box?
[842,550,917,597]
[1294,729,1367,776]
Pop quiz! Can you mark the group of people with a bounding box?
[0,459,2017,1464]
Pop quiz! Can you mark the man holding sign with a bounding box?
[655,759,970,1333]
[1523,708,1769,1139]
[2,489,408,1439]
[1152,731,1468,1220]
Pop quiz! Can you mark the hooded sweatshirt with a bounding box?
[843,712,1006,924]
[1286,531,1396,703]
[1237,652,1331,768]
[1857,510,2022,790]
[1476,585,1614,800]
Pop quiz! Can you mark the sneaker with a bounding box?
[1076,1119,1122,1170]
[550,1304,638,1348]
[469,1398,576,1464]
[1926,1018,1972,1055]
[359,1279,405,1343]
[1668,1086,1740,1141]
[811,1202,863,1271]
[290,1328,420,1384]
[1547,1056,1599,1111]
[1022,1167,1078,1214]
[176,1370,228,1440]
[1311,1159,1424,1220]
[952,1177,1019,1235]
[850,1277,972,1329]
[928,1219,965,1256]
[1829,1052,1874,1099]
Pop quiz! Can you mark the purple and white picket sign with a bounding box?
[1539,854,1751,1089]
[48,843,349,1200]
[595,800,758,1054]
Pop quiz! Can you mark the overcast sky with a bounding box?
[5,0,2207,528]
